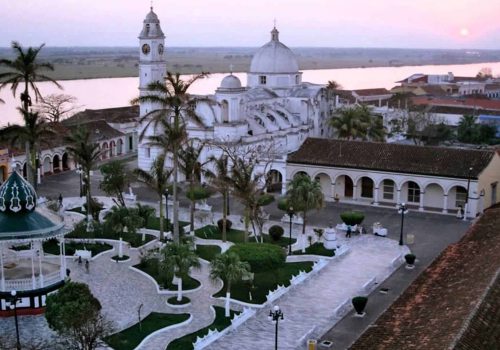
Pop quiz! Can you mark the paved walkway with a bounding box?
[206,235,407,350]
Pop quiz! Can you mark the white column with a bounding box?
[373,187,379,206]
[31,242,36,289]
[59,238,65,279]
[442,194,449,213]
[396,189,401,207]
[37,167,42,185]
[331,183,336,200]
[62,239,67,273]
[352,185,358,200]
[281,180,288,195]
[419,191,425,211]
[0,243,4,291]
[50,161,54,173]
[38,241,44,288]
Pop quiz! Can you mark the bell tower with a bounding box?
[138,7,167,171]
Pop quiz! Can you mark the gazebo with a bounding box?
[0,170,67,316]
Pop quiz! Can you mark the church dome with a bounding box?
[249,27,299,74]
[0,171,37,214]
[139,7,165,39]
[220,74,242,89]
[144,7,160,23]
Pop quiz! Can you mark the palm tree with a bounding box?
[329,107,364,140]
[65,128,102,222]
[0,109,55,184]
[287,174,324,238]
[326,80,342,90]
[357,105,386,142]
[205,155,231,242]
[457,115,477,143]
[160,242,201,302]
[132,72,208,243]
[104,206,144,236]
[133,154,172,241]
[178,139,206,234]
[210,252,251,317]
[0,42,61,185]
[227,157,262,242]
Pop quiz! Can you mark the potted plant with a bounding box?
[269,225,284,241]
[405,253,416,269]
[352,296,368,317]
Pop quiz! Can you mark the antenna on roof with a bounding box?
[273,18,277,28]
[229,64,234,74]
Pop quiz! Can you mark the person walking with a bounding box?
[85,260,89,273]
[345,226,352,238]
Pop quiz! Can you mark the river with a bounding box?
[1,61,499,126]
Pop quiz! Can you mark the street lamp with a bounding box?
[398,203,409,246]
[76,166,83,197]
[287,207,294,255]
[269,305,284,350]
[464,167,473,221]
[10,290,21,350]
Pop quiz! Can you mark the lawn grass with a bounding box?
[134,258,201,291]
[145,217,189,231]
[66,228,156,248]
[195,245,222,262]
[195,225,296,247]
[213,261,313,304]
[167,296,190,305]
[43,240,113,256]
[105,312,190,350]
[292,243,336,257]
[166,306,238,350]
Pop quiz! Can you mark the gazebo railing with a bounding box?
[2,271,63,292]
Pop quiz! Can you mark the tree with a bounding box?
[99,160,128,207]
[160,242,201,301]
[0,109,56,185]
[210,252,251,317]
[326,80,342,90]
[330,105,385,141]
[104,206,144,236]
[135,203,155,228]
[457,115,477,143]
[205,155,231,242]
[45,282,113,350]
[65,128,102,222]
[178,139,206,234]
[0,41,61,185]
[35,93,79,122]
[133,154,172,241]
[357,104,386,142]
[476,67,493,79]
[132,71,209,243]
[287,174,324,237]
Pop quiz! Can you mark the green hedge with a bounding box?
[340,211,365,226]
[268,225,284,241]
[228,243,285,272]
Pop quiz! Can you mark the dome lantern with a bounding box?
[0,170,37,214]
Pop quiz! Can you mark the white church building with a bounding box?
[136,7,333,193]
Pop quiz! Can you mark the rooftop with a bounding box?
[63,106,139,126]
[287,138,494,179]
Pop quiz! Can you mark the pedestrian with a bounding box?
[78,256,82,265]
[66,268,71,278]
[85,260,89,273]
[58,193,63,209]
[346,226,352,238]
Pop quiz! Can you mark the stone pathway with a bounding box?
[205,235,406,350]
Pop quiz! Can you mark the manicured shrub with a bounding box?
[268,225,284,241]
[217,219,233,233]
[340,211,365,226]
[405,253,416,265]
[257,194,275,206]
[228,243,286,272]
[352,296,368,315]
[186,185,211,201]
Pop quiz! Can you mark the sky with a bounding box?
[1,0,499,49]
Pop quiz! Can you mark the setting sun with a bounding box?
[460,28,469,36]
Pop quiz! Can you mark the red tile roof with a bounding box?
[411,96,500,111]
[353,88,392,97]
[350,206,500,350]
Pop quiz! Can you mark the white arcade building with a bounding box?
[136,7,333,193]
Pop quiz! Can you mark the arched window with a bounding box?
[407,181,420,203]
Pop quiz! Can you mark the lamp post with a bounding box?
[464,167,473,221]
[10,290,21,350]
[269,305,283,350]
[76,166,83,197]
[398,203,408,246]
[287,207,294,255]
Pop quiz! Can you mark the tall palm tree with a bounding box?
[65,128,102,222]
[132,72,208,243]
[0,109,55,182]
[205,155,230,242]
[329,107,365,140]
[227,157,262,242]
[160,242,201,302]
[357,105,386,142]
[134,154,172,241]
[104,205,144,236]
[178,139,206,234]
[0,42,61,185]
[287,174,324,237]
[210,252,251,317]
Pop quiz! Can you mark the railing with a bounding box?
[2,271,63,291]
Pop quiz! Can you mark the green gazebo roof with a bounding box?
[0,171,65,242]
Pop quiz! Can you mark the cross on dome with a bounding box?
[271,24,280,41]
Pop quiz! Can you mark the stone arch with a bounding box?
[221,100,229,123]
[447,185,468,211]
[400,180,421,204]
[423,183,445,210]
[334,174,354,199]
[52,154,61,173]
[43,156,52,175]
[110,140,116,157]
[101,142,109,160]
[377,178,397,203]
[0,165,7,183]
[292,170,310,179]
[357,176,375,199]
[62,153,70,171]
[266,169,283,193]
[117,138,124,155]
[313,172,333,198]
